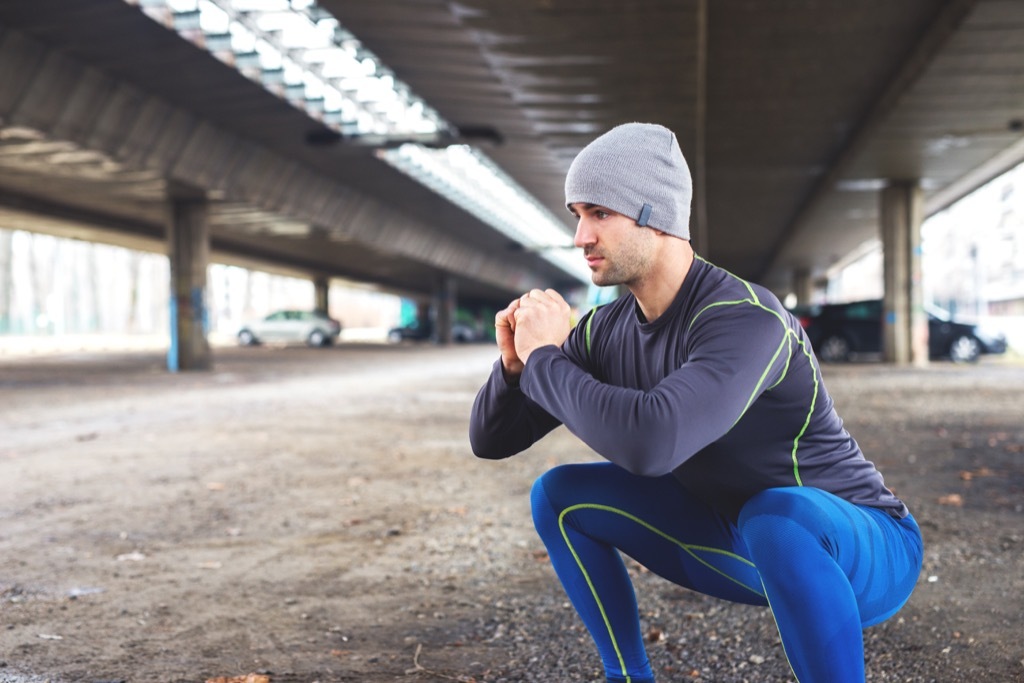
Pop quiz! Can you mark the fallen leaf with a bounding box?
[116,551,146,562]
[206,482,226,491]
[205,675,270,683]
[938,493,963,507]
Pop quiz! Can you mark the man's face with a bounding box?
[569,203,656,287]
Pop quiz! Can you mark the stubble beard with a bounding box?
[587,233,655,288]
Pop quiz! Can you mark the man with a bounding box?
[468,122,923,683]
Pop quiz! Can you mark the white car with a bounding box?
[237,310,342,347]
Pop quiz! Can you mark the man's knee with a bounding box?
[531,464,588,539]
[530,463,580,517]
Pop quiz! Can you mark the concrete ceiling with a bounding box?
[1,0,1023,305]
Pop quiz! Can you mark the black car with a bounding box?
[387,320,481,343]
[793,299,1007,363]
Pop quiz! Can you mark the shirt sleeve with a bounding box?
[467,358,563,459]
[518,302,793,476]
[467,309,598,460]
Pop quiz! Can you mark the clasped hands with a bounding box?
[495,288,572,379]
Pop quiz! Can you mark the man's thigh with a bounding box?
[739,486,923,625]
[536,462,767,605]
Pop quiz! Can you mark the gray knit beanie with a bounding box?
[564,122,692,240]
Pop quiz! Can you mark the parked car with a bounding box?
[237,310,341,347]
[387,319,480,343]
[793,299,1007,363]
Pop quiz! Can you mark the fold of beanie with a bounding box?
[564,123,692,240]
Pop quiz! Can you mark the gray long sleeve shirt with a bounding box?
[469,257,908,522]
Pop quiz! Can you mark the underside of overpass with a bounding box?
[1,0,1023,364]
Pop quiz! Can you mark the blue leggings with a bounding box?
[530,462,923,683]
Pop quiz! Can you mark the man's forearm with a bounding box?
[468,359,560,459]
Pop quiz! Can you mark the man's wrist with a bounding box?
[500,360,523,387]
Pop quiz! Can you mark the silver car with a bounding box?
[237,310,341,347]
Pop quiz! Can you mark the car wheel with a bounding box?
[948,334,980,363]
[387,330,403,344]
[818,335,851,363]
[238,329,258,346]
[307,329,327,347]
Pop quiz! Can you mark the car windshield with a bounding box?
[924,303,952,322]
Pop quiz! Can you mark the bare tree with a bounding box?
[27,233,45,332]
[126,250,142,332]
[0,229,13,333]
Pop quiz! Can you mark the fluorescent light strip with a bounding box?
[126,0,588,283]
[380,145,588,282]
[135,0,441,136]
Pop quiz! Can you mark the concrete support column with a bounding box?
[433,274,456,345]
[880,182,927,366]
[313,276,330,315]
[792,267,814,305]
[167,186,211,372]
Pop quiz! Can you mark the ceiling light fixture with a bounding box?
[125,0,587,283]
[379,144,588,282]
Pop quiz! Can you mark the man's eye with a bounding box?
[596,211,609,219]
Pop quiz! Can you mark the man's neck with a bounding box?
[630,241,694,323]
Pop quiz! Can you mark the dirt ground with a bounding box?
[1,342,1022,683]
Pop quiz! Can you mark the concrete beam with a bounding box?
[433,275,456,345]
[166,185,211,371]
[0,26,551,296]
[880,182,927,366]
[754,0,981,283]
[314,276,329,315]
[791,267,815,306]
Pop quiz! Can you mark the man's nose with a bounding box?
[574,218,594,248]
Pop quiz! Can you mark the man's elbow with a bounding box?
[613,448,677,477]
[468,429,514,460]
[468,431,491,459]
[470,442,501,460]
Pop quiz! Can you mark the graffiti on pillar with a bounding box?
[191,286,209,333]
[168,296,179,373]
[168,288,208,372]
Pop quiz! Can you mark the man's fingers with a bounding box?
[544,288,568,306]
[497,298,522,328]
[519,288,566,307]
